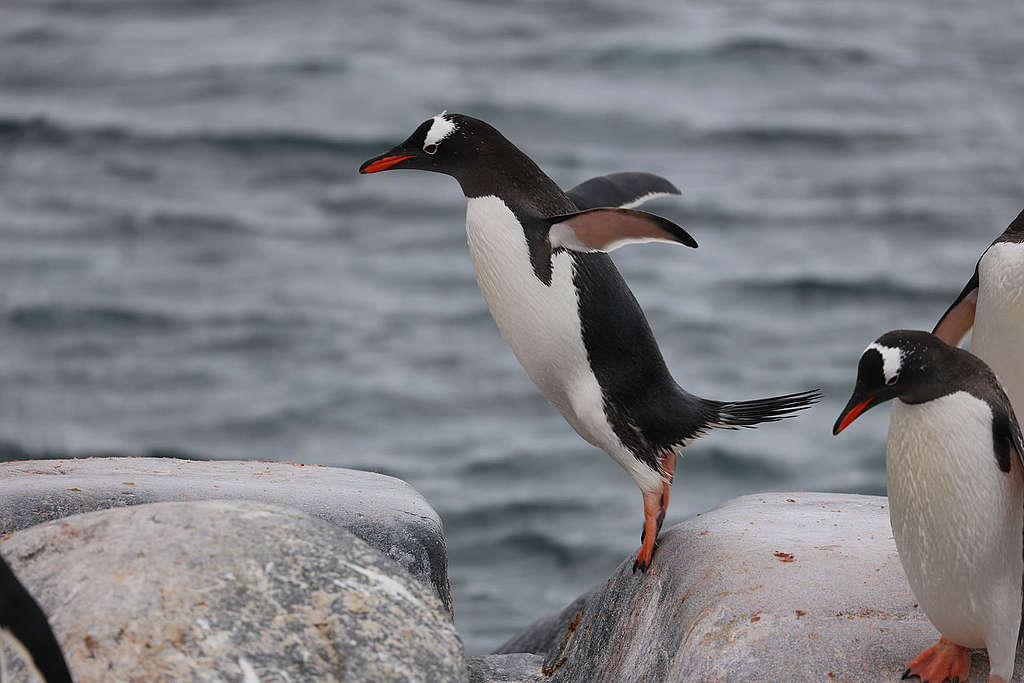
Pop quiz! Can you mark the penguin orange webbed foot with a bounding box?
[901,637,971,683]
[632,540,657,574]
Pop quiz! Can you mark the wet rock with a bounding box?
[495,492,1024,682]
[467,653,544,683]
[0,500,467,682]
[0,457,451,614]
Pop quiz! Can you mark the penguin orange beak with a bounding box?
[359,154,416,174]
[832,397,874,435]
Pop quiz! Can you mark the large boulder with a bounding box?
[496,492,1024,682]
[0,500,467,682]
[0,457,451,614]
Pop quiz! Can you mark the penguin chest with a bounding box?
[886,393,1024,647]
[464,196,608,440]
[972,242,1024,410]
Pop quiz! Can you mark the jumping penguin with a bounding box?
[834,329,1023,683]
[0,552,73,682]
[360,112,819,570]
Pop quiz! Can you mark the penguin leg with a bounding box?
[633,451,676,574]
[660,450,677,511]
[901,637,971,683]
[633,490,664,573]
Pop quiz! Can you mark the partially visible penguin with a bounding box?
[834,329,1024,683]
[934,209,1024,414]
[360,112,819,570]
[0,552,73,682]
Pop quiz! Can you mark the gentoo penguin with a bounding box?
[0,552,72,682]
[360,112,818,571]
[834,330,1024,683]
[934,209,1024,413]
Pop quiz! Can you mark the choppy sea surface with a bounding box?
[3,0,1024,653]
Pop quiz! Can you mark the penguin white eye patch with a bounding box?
[865,342,903,384]
[424,112,456,148]
[546,207,698,253]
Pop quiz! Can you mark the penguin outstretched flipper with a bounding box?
[513,205,697,286]
[933,266,978,346]
[544,207,697,253]
[567,172,681,211]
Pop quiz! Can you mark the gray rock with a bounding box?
[494,590,593,657]
[496,492,1024,682]
[467,654,544,683]
[0,457,451,614]
[0,500,467,682]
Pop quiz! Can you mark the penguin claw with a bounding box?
[632,543,657,574]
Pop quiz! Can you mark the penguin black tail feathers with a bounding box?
[702,389,821,429]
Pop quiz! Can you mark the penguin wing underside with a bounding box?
[933,262,979,346]
[567,172,681,210]
[546,207,698,253]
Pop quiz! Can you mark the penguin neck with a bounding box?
[455,144,575,215]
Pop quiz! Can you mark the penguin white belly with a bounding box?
[464,196,662,490]
[886,393,1023,658]
[972,242,1024,413]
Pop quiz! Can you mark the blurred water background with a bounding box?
[2,0,1024,653]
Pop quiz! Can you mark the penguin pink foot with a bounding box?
[901,637,971,683]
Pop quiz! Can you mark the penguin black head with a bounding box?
[359,112,562,202]
[833,330,958,435]
[359,112,499,179]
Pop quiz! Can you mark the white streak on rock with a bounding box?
[239,656,260,683]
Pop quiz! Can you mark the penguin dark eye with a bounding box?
[423,143,438,155]
[886,374,899,386]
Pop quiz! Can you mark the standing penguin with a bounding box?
[934,209,1024,413]
[834,330,1023,683]
[0,552,73,682]
[360,112,818,570]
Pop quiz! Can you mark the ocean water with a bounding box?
[2,0,1024,653]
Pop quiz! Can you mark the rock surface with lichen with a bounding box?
[0,457,451,614]
[467,653,545,682]
[0,500,466,682]
[494,492,1024,682]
